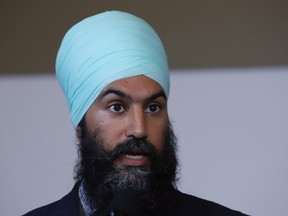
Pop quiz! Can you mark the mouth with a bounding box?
[124,154,146,160]
[117,147,150,167]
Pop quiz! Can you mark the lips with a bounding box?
[117,147,150,166]
[125,154,146,160]
[110,139,153,167]
[120,154,149,166]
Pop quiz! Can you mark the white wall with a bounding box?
[1,68,287,216]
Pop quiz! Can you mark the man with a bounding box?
[24,11,248,216]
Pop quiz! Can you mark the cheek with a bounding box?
[85,111,125,150]
[147,120,168,153]
[95,118,125,150]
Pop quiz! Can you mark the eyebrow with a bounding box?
[148,91,167,101]
[99,88,167,101]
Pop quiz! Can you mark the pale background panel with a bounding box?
[1,68,288,216]
[168,68,288,216]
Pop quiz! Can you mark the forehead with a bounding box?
[99,75,166,99]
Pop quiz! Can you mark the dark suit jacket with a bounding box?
[23,183,249,216]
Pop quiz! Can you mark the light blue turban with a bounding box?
[56,11,169,128]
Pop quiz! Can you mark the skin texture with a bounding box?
[77,75,169,169]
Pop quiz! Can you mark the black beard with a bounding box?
[74,120,178,215]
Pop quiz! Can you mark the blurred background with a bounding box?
[1,0,288,74]
[1,1,288,216]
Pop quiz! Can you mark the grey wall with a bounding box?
[1,68,288,216]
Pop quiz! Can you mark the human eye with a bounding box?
[145,104,161,113]
[108,103,126,113]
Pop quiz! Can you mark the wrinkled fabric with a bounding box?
[56,11,169,128]
[78,181,96,216]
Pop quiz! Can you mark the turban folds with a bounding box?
[56,11,169,128]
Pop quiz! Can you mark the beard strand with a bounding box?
[103,165,151,193]
[74,120,178,215]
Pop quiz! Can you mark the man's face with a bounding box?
[81,75,169,169]
[75,75,177,214]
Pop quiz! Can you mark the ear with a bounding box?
[76,126,82,138]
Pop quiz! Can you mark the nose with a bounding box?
[126,106,148,139]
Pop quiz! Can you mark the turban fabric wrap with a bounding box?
[56,11,170,128]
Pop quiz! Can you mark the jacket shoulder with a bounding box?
[23,199,63,216]
[171,190,249,216]
[22,183,80,216]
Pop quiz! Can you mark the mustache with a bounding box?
[106,138,155,161]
